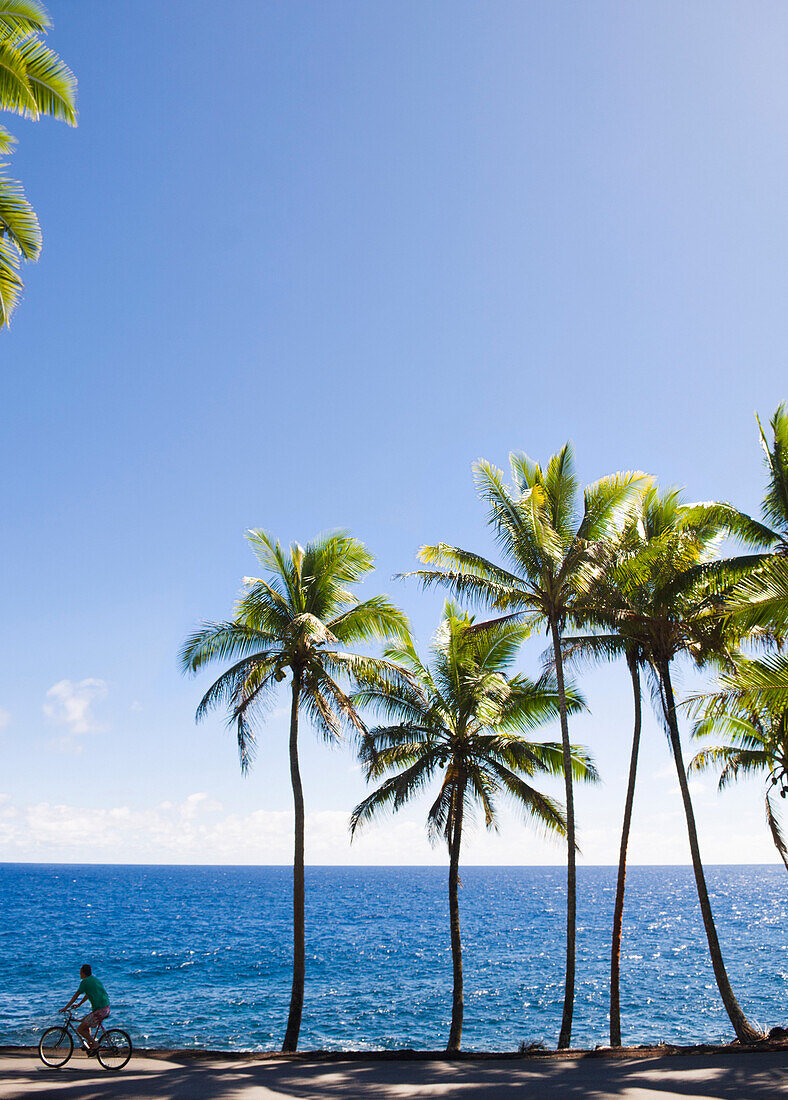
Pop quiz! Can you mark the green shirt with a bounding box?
[77,976,109,1010]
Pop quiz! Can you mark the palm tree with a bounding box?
[180,529,410,1052]
[0,0,77,325]
[560,501,763,1043]
[349,602,598,1052]
[560,487,686,1046]
[689,658,788,872]
[408,444,645,1047]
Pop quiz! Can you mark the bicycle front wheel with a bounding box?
[96,1028,132,1070]
[38,1026,73,1067]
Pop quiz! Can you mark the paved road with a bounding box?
[1,1049,786,1099]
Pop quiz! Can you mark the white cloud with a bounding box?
[43,679,108,736]
[180,792,222,820]
[0,708,9,731]
[0,790,780,867]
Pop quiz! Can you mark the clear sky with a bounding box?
[1,0,787,864]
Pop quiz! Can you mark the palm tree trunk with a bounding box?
[282,670,305,1053]
[610,656,642,1047]
[658,659,761,1044]
[551,618,576,1050]
[765,792,788,873]
[446,782,465,1053]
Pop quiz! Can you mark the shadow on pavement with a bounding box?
[1,1051,786,1099]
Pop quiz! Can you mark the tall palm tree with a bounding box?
[350,602,597,1052]
[181,529,410,1052]
[560,501,763,1043]
[408,444,645,1047]
[689,658,788,872]
[560,487,686,1046]
[0,0,76,325]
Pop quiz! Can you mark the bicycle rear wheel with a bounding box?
[96,1028,132,1070]
[38,1026,73,1067]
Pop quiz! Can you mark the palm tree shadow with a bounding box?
[3,1051,787,1099]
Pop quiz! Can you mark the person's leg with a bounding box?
[77,1012,97,1051]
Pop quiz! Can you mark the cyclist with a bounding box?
[61,964,110,1054]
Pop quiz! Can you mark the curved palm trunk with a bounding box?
[551,618,576,1050]
[282,671,305,1053]
[610,657,642,1047]
[658,660,761,1044]
[765,792,788,873]
[446,783,465,1053]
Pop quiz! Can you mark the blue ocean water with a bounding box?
[0,864,784,1052]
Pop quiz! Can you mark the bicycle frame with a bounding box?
[60,1009,108,1047]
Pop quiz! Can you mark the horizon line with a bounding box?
[0,860,782,869]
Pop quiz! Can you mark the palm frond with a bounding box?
[728,558,788,634]
[757,405,788,536]
[301,681,344,743]
[329,595,411,646]
[406,566,524,611]
[499,674,585,734]
[180,620,277,674]
[193,651,278,724]
[663,553,772,603]
[413,541,529,599]
[15,32,76,124]
[474,459,561,576]
[349,676,430,729]
[425,771,457,845]
[350,754,436,835]
[554,633,629,671]
[0,37,37,117]
[681,501,779,550]
[701,653,788,712]
[577,471,649,543]
[538,444,578,541]
[0,1,51,37]
[484,758,567,839]
[0,173,40,257]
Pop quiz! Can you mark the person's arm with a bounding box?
[61,987,87,1012]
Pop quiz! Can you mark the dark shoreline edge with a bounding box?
[3,1042,787,1062]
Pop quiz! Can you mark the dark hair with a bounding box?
[80,964,92,977]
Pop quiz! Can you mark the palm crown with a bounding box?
[181,530,411,766]
[563,488,746,673]
[412,446,646,626]
[351,602,596,843]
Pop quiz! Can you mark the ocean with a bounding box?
[0,864,784,1052]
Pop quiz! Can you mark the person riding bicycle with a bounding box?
[61,964,110,1054]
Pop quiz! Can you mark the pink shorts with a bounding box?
[84,1006,110,1028]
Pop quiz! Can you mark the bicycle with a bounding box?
[38,1008,132,1071]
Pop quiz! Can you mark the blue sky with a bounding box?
[1,1,786,863]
